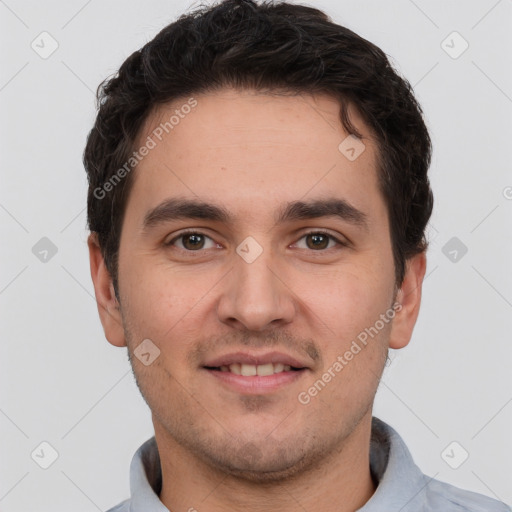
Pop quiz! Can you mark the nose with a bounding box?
[216,244,296,332]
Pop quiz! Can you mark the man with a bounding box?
[84,1,510,510]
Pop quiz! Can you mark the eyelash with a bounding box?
[165,229,347,253]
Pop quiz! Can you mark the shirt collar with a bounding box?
[358,417,429,511]
[129,436,167,511]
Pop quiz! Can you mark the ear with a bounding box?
[389,251,427,350]
[87,232,126,347]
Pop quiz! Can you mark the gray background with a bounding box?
[1,0,511,510]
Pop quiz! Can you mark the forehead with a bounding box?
[127,89,385,228]
[142,88,372,153]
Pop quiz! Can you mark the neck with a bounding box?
[155,412,377,512]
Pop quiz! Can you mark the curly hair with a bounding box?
[84,0,433,290]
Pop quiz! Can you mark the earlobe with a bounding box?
[87,233,127,347]
[388,252,427,350]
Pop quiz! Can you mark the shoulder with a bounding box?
[105,499,131,512]
[369,417,509,512]
[425,477,510,511]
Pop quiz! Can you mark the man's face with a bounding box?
[110,89,401,479]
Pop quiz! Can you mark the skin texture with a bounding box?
[89,88,426,512]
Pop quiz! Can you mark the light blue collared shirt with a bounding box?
[106,417,510,512]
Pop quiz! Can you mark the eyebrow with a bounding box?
[142,197,369,232]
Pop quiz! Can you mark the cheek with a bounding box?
[294,263,392,333]
[119,258,221,353]
[305,272,391,395]
[294,264,393,398]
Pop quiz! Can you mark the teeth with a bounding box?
[256,363,274,376]
[241,364,257,376]
[224,363,296,375]
[230,363,241,375]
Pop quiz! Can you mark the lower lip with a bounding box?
[203,368,307,394]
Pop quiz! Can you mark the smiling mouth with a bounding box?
[204,363,304,376]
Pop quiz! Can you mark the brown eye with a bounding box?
[305,233,330,250]
[181,233,205,250]
[167,232,216,251]
[294,231,344,251]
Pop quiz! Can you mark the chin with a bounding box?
[207,447,309,483]
[189,432,331,484]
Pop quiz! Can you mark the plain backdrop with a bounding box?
[1,0,511,510]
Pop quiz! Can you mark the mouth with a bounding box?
[201,352,309,394]
[204,362,304,376]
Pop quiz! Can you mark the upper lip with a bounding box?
[202,351,310,369]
